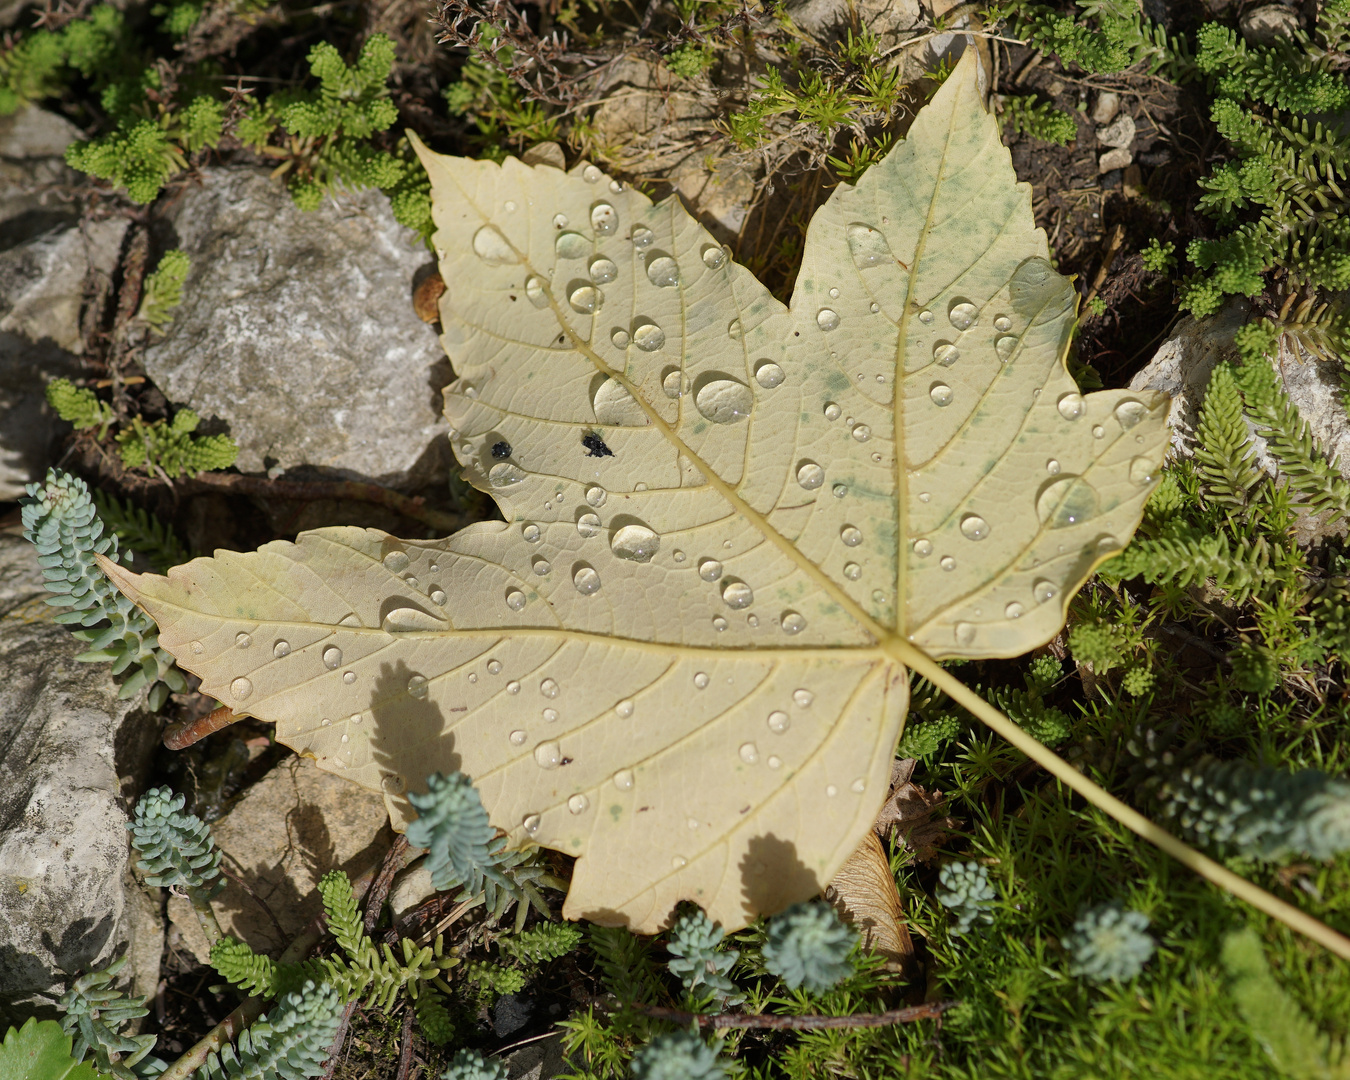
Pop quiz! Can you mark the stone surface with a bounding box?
[1095,113,1135,149]
[167,754,391,963]
[0,216,127,500]
[785,0,923,50]
[0,106,82,244]
[1239,3,1302,45]
[142,168,451,488]
[503,1034,568,1080]
[388,862,435,920]
[1098,147,1133,173]
[1091,91,1121,126]
[0,532,162,1020]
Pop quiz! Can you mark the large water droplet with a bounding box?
[845,222,894,269]
[573,565,602,594]
[693,671,709,689]
[633,322,665,352]
[577,513,601,538]
[586,485,607,508]
[611,524,661,562]
[994,314,1012,332]
[534,741,562,769]
[739,741,759,764]
[768,710,790,733]
[383,550,410,573]
[505,589,527,611]
[522,523,541,543]
[233,631,251,650]
[583,163,602,183]
[960,514,990,541]
[817,308,840,331]
[430,588,447,605]
[510,729,527,746]
[523,813,541,834]
[323,645,342,669]
[407,674,429,699]
[1129,456,1156,485]
[996,335,1018,362]
[590,202,618,234]
[948,300,977,330]
[722,581,753,608]
[631,225,654,247]
[755,361,785,389]
[489,462,527,488]
[382,606,444,632]
[525,275,549,307]
[841,525,863,547]
[487,659,502,675]
[1037,476,1100,528]
[230,676,252,700]
[568,793,589,814]
[694,378,753,424]
[930,383,953,406]
[273,640,290,658]
[1033,579,1057,604]
[611,328,630,348]
[913,538,933,558]
[851,423,871,442]
[661,370,684,400]
[613,768,635,790]
[954,621,976,646]
[569,284,602,314]
[712,615,727,631]
[702,244,726,268]
[646,256,679,287]
[591,378,643,426]
[1057,392,1086,421]
[824,402,842,421]
[918,309,934,324]
[781,611,806,634]
[699,558,723,582]
[1115,399,1150,429]
[933,342,960,366]
[589,256,617,284]
[796,462,825,489]
[472,224,516,264]
[555,231,589,259]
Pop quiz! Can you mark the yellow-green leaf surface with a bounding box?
[105,51,1167,933]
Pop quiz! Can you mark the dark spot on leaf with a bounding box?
[491,441,512,459]
[582,431,614,458]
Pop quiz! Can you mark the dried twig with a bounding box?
[163,705,242,749]
[366,835,413,934]
[638,1001,957,1030]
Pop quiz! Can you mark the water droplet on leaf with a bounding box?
[694,378,753,424]
[472,224,516,264]
[930,383,953,406]
[960,514,990,541]
[573,565,601,594]
[817,308,840,331]
[722,581,753,608]
[611,524,661,562]
[555,231,589,259]
[1037,476,1100,528]
[646,256,679,287]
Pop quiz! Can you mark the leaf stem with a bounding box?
[895,641,1350,959]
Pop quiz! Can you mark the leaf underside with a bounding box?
[106,50,1168,933]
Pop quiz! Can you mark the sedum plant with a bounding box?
[129,786,224,945]
[1063,901,1155,983]
[439,1050,506,1080]
[58,957,163,1080]
[665,907,741,1007]
[195,981,342,1080]
[21,469,185,709]
[936,860,997,936]
[761,902,856,992]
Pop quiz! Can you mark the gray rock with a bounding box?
[785,0,922,49]
[1091,91,1121,126]
[503,1034,568,1080]
[1239,3,1302,45]
[1098,147,1134,173]
[166,754,391,964]
[1095,113,1136,149]
[0,217,127,500]
[142,168,451,488]
[0,106,82,245]
[0,533,162,1020]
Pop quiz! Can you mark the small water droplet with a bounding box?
[824,402,842,421]
[722,581,753,608]
[817,308,840,331]
[780,611,806,634]
[918,491,931,502]
[616,699,635,718]
[590,202,618,235]
[234,632,252,650]
[1129,456,1156,485]
[323,645,342,669]
[699,558,723,582]
[321,717,331,726]
[712,615,727,631]
[489,462,527,488]
[569,284,603,314]
[613,768,635,790]
[523,813,541,834]
[507,680,521,694]
[851,423,871,442]
[1037,476,1100,528]
[522,523,541,542]
[540,708,556,723]
[1057,392,1086,421]
[589,256,618,284]
[534,740,562,769]
[767,756,783,770]
[850,777,866,794]
[954,621,977,646]
[747,614,759,628]
[485,660,502,676]
[573,565,602,594]
[844,561,861,579]
[767,710,790,734]
[583,164,602,183]
[190,640,204,655]
[230,676,252,699]
[1098,535,1119,552]
[407,674,429,698]
[913,538,933,558]
[383,550,410,573]
[586,485,607,508]
[1033,579,1057,604]
[1047,459,1061,475]
[949,301,977,329]
[341,734,349,744]
[553,213,568,228]
[430,588,447,605]
[672,855,688,869]
[727,317,743,340]
[672,550,686,563]
[692,671,710,690]
[646,255,680,287]
[796,462,825,489]
[505,589,527,611]
[1092,424,1105,439]
[841,525,863,547]
[793,688,814,707]
[940,555,956,571]
[960,514,990,541]
[1115,399,1150,429]
[994,314,1012,332]
[525,276,548,307]
[702,244,727,269]
[930,383,953,406]
[1005,601,1025,619]
[555,231,589,259]
[933,342,960,366]
[830,484,846,500]
[873,589,887,603]
[611,524,661,562]
[273,640,290,658]
[660,369,684,401]
[693,378,753,424]
[631,225,654,247]
[918,309,934,324]
[826,784,839,797]
[509,729,528,747]
[472,224,517,264]
[538,677,559,699]
[577,513,601,538]
[532,556,552,576]
[996,335,1018,362]
[468,672,479,684]
[343,670,356,684]
[870,302,880,313]
[739,741,759,764]
[755,361,785,389]
[567,793,589,815]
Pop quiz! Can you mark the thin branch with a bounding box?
[639,1001,956,1030]
[164,705,242,749]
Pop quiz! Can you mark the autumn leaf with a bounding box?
[105,49,1173,934]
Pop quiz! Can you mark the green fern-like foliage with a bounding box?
[128,786,222,895]
[497,922,583,965]
[896,712,962,759]
[936,860,997,936]
[20,469,186,708]
[1000,94,1077,145]
[1006,0,1193,77]
[58,957,162,1080]
[196,981,342,1080]
[629,1033,728,1080]
[91,491,189,574]
[761,902,856,991]
[1063,902,1155,983]
[666,908,742,1007]
[115,410,238,479]
[0,5,125,115]
[589,926,664,1006]
[1194,363,1264,509]
[1195,24,1349,114]
[137,249,190,333]
[47,379,118,440]
[440,1049,506,1080]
